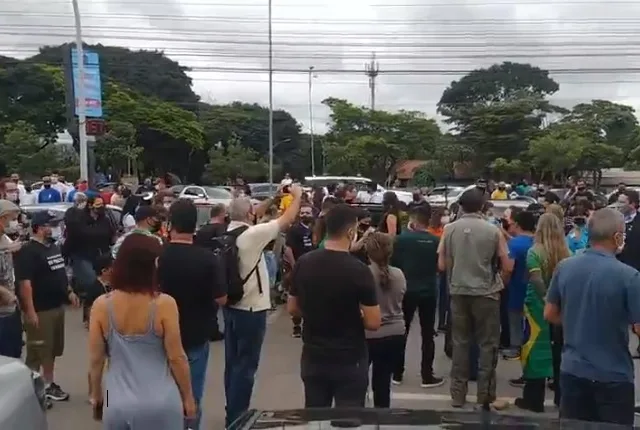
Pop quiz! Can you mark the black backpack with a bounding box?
[210,225,263,306]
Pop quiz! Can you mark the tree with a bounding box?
[0,62,66,144]
[95,121,142,176]
[322,98,441,180]
[490,157,526,180]
[0,121,75,178]
[32,43,200,111]
[437,62,565,169]
[203,136,268,184]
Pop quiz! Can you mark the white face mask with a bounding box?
[441,216,450,224]
[77,202,87,209]
[5,220,19,233]
[163,203,171,210]
[50,227,62,240]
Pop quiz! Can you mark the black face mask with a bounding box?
[300,216,313,225]
[577,187,585,192]
[573,216,586,226]
[43,184,51,189]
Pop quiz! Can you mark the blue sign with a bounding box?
[71,48,103,118]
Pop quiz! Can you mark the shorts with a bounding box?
[25,306,65,370]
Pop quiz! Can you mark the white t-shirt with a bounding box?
[20,193,36,206]
[228,220,280,312]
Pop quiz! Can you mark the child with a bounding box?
[86,254,113,401]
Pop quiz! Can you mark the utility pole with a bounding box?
[364,52,379,110]
[268,0,274,194]
[72,0,88,182]
[308,66,315,176]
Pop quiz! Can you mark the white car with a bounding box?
[426,186,465,206]
[179,185,234,205]
[303,176,413,204]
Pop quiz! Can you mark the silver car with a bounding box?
[0,356,48,429]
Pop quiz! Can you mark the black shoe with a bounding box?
[547,379,556,391]
[46,383,69,401]
[421,375,445,388]
[391,375,403,385]
[292,326,302,338]
[634,406,640,415]
[509,377,525,388]
[514,397,544,413]
[209,331,224,342]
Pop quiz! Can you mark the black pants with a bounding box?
[551,324,563,406]
[521,378,546,412]
[367,335,404,408]
[301,350,368,408]
[393,293,437,381]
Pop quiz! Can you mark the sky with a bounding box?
[2,0,640,134]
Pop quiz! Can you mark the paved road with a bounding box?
[45,307,640,429]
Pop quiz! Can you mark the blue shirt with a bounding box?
[565,226,588,254]
[37,187,62,203]
[547,249,640,383]
[507,234,534,311]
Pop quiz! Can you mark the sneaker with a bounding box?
[45,383,70,401]
[508,377,525,388]
[502,350,520,361]
[421,375,445,388]
[292,326,302,338]
[391,376,403,385]
[634,406,640,415]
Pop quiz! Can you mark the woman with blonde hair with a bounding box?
[516,213,571,413]
[364,232,406,408]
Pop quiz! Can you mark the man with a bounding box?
[37,177,62,204]
[158,199,227,430]
[391,204,444,388]
[284,203,315,338]
[4,180,20,206]
[287,203,381,408]
[0,200,22,358]
[438,188,512,408]
[194,203,228,341]
[544,208,640,426]
[502,211,536,368]
[608,182,627,205]
[566,179,594,204]
[9,173,26,201]
[15,211,80,402]
[490,182,508,200]
[407,189,426,210]
[112,205,162,258]
[224,186,302,427]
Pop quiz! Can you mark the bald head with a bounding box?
[588,208,625,251]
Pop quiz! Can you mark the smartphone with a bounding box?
[93,401,104,421]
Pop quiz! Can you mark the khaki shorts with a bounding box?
[24,306,65,369]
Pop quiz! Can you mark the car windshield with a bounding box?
[431,188,462,197]
[204,187,232,199]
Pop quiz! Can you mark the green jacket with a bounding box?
[391,230,439,297]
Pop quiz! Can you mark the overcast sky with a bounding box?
[2,0,640,133]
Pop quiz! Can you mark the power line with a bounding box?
[4,12,640,25]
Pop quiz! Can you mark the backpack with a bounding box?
[209,225,263,306]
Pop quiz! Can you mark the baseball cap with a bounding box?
[134,205,159,222]
[31,210,63,227]
[0,200,19,217]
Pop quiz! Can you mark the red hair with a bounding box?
[111,234,163,294]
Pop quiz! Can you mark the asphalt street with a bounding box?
[45,307,640,429]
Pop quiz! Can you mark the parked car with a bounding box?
[303,175,413,204]
[249,183,277,201]
[426,186,465,206]
[179,185,234,204]
[0,356,48,429]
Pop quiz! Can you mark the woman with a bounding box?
[515,213,571,413]
[566,203,590,253]
[364,232,406,408]
[427,207,449,331]
[88,234,196,429]
[379,191,401,237]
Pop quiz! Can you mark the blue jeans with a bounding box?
[186,342,210,430]
[264,251,278,288]
[0,310,22,358]
[223,308,267,427]
[560,372,634,426]
[71,257,96,294]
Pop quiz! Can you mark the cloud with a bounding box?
[2,0,640,133]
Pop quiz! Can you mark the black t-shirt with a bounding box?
[379,209,402,235]
[158,243,226,350]
[194,222,228,251]
[15,240,69,312]
[290,249,377,364]
[286,222,314,260]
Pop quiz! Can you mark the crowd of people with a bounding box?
[0,172,639,428]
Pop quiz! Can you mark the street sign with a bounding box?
[86,118,106,136]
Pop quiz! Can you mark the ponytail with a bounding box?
[364,232,394,291]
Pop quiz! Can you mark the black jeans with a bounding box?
[301,350,368,408]
[560,372,634,426]
[437,274,449,329]
[367,335,404,408]
[393,293,437,381]
[550,324,563,406]
[499,289,510,348]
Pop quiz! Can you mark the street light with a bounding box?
[71,0,89,182]
[268,0,274,195]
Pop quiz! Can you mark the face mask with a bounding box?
[441,216,450,224]
[50,226,62,240]
[77,202,87,210]
[577,186,585,192]
[413,194,421,202]
[43,184,51,189]
[300,216,313,224]
[93,207,105,215]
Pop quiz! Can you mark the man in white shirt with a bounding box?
[223,186,302,427]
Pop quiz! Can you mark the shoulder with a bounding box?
[243,220,279,239]
[389,266,406,280]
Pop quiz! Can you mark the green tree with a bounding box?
[0,121,74,178]
[203,137,268,184]
[490,157,526,180]
[95,121,142,176]
[437,62,565,169]
[0,62,66,144]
